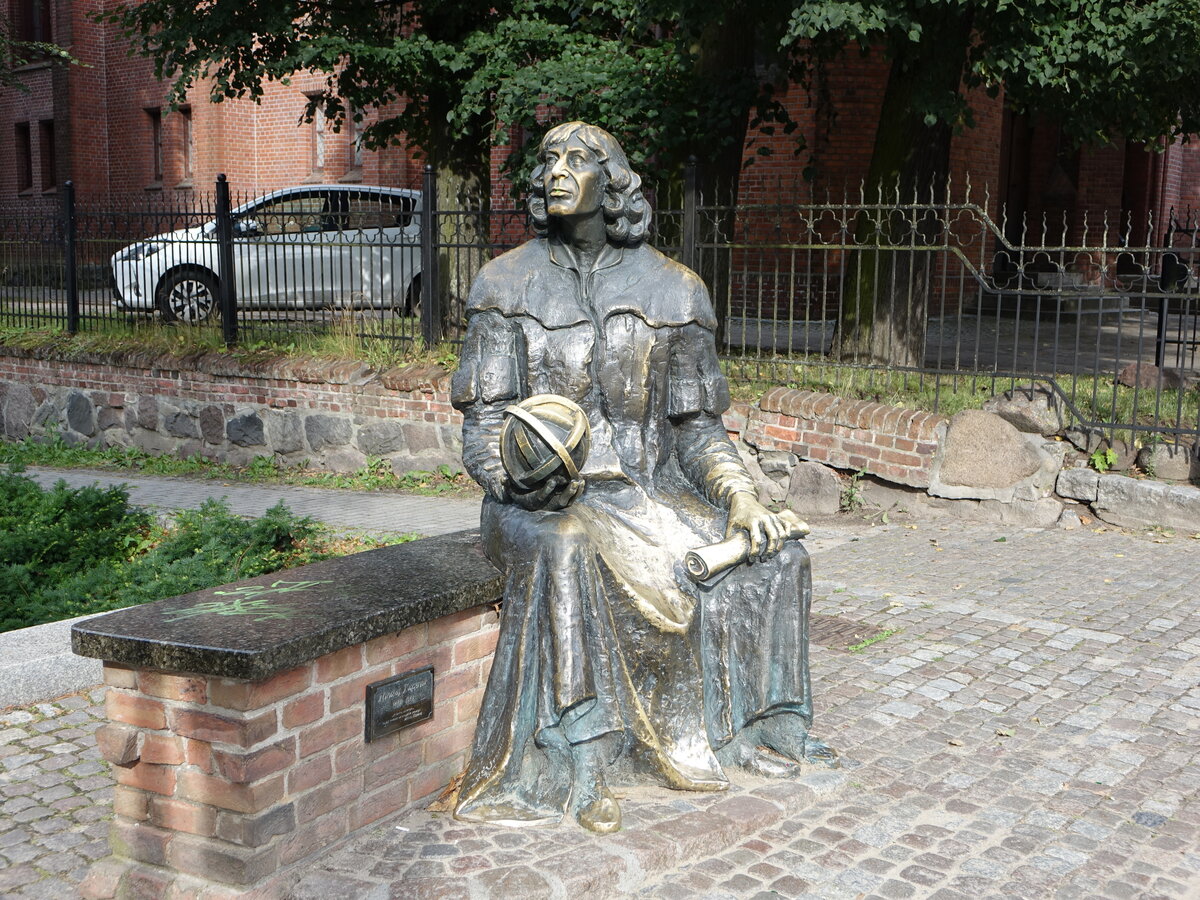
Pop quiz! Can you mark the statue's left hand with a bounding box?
[510,475,585,511]
[726,492,789,560]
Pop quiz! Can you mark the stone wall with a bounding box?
[82,606,498,899]
[0,347,461,475]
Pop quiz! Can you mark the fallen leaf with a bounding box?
[948,738,963,746]
[994,536,1007,543]
[1079,515,1093,525]
[953,584,965,590]
[995,727,1014,737]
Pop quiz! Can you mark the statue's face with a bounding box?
[543,135,606,219]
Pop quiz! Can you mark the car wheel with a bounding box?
[157,268,220,324]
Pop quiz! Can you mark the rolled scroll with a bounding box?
[684,510,810,583]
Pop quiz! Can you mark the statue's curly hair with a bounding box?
[528,122,651,246]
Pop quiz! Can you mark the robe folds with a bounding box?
[451,237,813,825]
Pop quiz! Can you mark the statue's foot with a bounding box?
[717,733,799,778]
[756,715,841,770]
[576,786,621,834]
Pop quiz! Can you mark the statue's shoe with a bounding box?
[576,788,621,834]
[800,735,840,768]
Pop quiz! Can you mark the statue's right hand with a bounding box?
[510,475,585,511]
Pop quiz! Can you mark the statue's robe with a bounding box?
[451,237,813,825]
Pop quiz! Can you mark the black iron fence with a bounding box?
[1,170,1197,441]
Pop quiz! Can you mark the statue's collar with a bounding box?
[547,238,624,276]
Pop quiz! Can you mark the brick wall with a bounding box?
[743,387,946,488]
[83,606,498,898]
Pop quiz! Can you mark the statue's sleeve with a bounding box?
[669,322,757,508]
[450,309,527,502]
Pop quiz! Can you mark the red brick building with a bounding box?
[6,0,1200,245]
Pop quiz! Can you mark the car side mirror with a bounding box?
[234,218,262,237]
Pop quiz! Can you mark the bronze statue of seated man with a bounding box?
[451,121,835,834]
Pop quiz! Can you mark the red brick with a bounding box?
[147,797,217,837]
[282,692,325,729]
[212,739,297,784]
[436,664,480,701]
[364,626,426,666]
[428,609,489,646]
[184,739,214,774]
[110,819,173,867]
[112,785,150,822]
[288,753,333,794]
[176,771,285,814]
[107,692,166,730]
[115,762,177,797]
[139,733,184,766]
[208,666,311,712]
[96,723,143,767]
[329,670,385,713]
[296,773,363,825]
[168,708,277,748]
[350,781,410,832]
[426,722,475,763]
[364,744,422,785]
[452,630,499,667]
[167,832,281,886]
[102,664,137,690]
[137,671,208,704]
[297,709,361,758]
[315,646,364,683]
[279,808,350,867]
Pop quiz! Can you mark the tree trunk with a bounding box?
[833,12,974,367]
[433,162,487,341]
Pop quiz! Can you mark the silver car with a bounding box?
[111,185,422,323]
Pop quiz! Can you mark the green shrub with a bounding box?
[0,472,346,632]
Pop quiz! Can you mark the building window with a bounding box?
[14,0,53,45]
[310,103,326,175]
[38,120,55,190]
[15,123,33,192]
[147,108,163,184]
[180,106,194,183]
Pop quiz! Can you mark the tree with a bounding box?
[782,0,1200,365]
[103,0,1200,361]
[1,15,76,91]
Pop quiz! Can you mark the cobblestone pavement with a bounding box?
[3,518,1199,898]
[0,687,112,899]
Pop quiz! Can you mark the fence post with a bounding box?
[420,164,442,346]
[682,157,698,272]
[62,180,79,334]
[214,174,238,347]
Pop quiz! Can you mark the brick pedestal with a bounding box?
[79,607,497,899]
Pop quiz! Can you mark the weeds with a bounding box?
[847,628,902,653]
[840,469,866,512]
[0,471,409,632]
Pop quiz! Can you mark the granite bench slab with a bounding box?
[71,529,503,681]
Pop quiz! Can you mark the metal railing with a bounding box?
[1,169,1197,442]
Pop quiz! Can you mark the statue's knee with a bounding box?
[531,513,591,559]
[776,541,811,575]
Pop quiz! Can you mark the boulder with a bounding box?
[265,410,304,456]
[304,414,351,451]
[785,461,842,516]
[982,386,1064,435]
[163,410,199,439]
[1,383,36,438]
[1137,442,1196,482]
[1116,362,1188,391]
[1064,425,1106,455]
[928,409,1064,503]
[737,445,785,505]
[66,391,95,436]
[758,450,798,487]
[1056,466,1100,502]
[199,405,226,444]
[228,412,266,447]
[357,421,407,456]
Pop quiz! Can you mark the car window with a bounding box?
[250,196,328,235]
[343,194,416,231]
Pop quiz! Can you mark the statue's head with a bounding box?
[528,122,651,246]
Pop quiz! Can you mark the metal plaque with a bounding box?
[364,666,434,742]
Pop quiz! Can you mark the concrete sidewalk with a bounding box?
[2,468,1199,898]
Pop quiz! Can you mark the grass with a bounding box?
[0,434,481,498]
[0,469,414,633]
[847,628,902,653]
